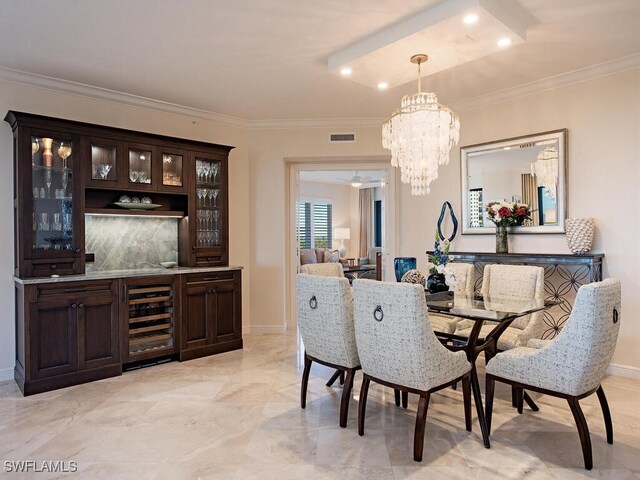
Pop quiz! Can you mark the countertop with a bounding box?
[15,265,244,284]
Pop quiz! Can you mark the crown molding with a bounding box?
[451,52,640,113]
[0,66,247,128]
[1,53,638,130]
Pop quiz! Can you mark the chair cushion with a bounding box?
[429,313,463,335]
[455,324,522,351]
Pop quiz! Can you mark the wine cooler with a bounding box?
[123,277,178,363]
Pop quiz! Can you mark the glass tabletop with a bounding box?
[425,291,560,322]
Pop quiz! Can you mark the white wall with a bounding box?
[0,80,251,378]
[400,68,640,373]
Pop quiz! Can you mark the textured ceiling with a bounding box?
[0,0,638,120]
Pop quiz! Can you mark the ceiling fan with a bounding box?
[341,171,374,187]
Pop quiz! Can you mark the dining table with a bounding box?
[425,290,560,449]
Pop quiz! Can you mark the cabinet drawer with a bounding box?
[195,253,225,267]
[184,271,238,285]
[27,259,79,277]
[36,279,116,300]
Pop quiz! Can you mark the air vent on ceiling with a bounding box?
[329,133,356,143]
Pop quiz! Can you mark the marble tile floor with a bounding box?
[0,333,639,479]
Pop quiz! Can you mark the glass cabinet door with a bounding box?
[127,144,155,190]
[159,148,187,192]
[30,135,76,254]
[194,156,223,249]
[87,137,120,188]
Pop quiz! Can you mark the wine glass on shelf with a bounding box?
[213,230,220,246]
[31,139,39,165]
[211,189,220,208]
[98,163,112,180]
[205,210,212,230]
[212,210,220,229]
[206,231,213,247]
[44,169,52,197]
[212,163,219,183]
[202,162,210,183]
[58,143,72,169]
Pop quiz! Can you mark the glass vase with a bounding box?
[394,257,416,282]
[496,225,509,253]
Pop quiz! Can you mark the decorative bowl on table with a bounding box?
[160,261,177,269]
[114,202,162,210]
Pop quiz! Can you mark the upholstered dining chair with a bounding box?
[300,262,345,277]
[429,262,475,335]
[485,279,621,470]
[296,274,360,428]
[353,279,472,461]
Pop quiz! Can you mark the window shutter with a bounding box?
[313,203,332,249]
[297,202,311,249]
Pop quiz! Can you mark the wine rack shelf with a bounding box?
[127,284,175,355]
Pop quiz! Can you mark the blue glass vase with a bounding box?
[394,257,417,282]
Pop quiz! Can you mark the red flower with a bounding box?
[516,207,527,216]
[498,206,512,217]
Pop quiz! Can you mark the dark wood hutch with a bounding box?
[6,111,242,395]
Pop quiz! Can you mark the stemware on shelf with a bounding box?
[212,163,219,183]
[211,189,219,207]
[58,143,72,169]
[98,163,112,180]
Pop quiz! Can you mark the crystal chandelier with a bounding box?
[382,54,460,195]
[531,145,558,199]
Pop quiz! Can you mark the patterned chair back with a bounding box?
[352,279,468,391]
[300,263,344,277]
[296,274,359,368]
[448,262,475,295]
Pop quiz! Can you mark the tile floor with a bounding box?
[0,333,639,479]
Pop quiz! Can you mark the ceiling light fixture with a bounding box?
[463,13,479,24]
[531,146,558,199]
[497,37,512,48]
[382,54,460,195]
[350,172,363,188]
[377,82,389,90]
[340,67,352,76]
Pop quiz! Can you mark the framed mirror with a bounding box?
[461,129,567,234]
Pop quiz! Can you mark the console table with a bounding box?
[427,252,604,339]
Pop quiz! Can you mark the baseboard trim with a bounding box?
[607,363,640,380]
[243,325,287,334]
[0,368,14,382]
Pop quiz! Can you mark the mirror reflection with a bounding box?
[461,129,566,234]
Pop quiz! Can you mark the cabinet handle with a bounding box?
[202,277,219,281]
[78,303,85,309]
[64,287,87,293]
[75,248,81,254]
[192,246,196,251]
[50,264,57,270]
[207,257,213,262]
[71,303,77,309]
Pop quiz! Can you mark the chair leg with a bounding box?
[413,393,431,462]
[402,391,408,409]
[567,397,593,470]
[511,386,517,407]
[301,355,312,409]
[339,370,355,428]
[485,375,495,435]
[394,389,401,407]
[470,366,491,448]
[451,382,457,391]
[358,376,371,436]
[462,374,472,432]
[339,370,345,385]
[515,387,524,414]
[523,391,540,411]
[326,369,342,387]
[596,386,614,444]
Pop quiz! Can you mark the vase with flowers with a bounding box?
[427,230,456,293]
[486,202,532,253]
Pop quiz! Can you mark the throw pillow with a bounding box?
[323,249,340,263]
[300,249,318,265]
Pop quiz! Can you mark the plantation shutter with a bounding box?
[313,203,332,249]
[297,202,311,249]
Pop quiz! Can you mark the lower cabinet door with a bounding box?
[29,298,78,379]
[182,282,213,350]
[212,282,240,343]
[77,292,119,370]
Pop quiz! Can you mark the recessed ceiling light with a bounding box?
[377,82,389,90]
[340,67,352,76]
[463,13,479,25]
[497,37,512,48]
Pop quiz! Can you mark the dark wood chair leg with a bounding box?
[451,382,457,391]
[394,389,401,407]
[511,386,517,407]
[402,391,408,409]
[515,387,524,414]
[462,374,472,432]
[567,397,593,470]
[470,366,491,448]
[523,391,540,411]
[301,355,312,409]
[326,369,342,387]
[485,375,495,435]
[358,376,371,436]
[339,370,355,428]
[596,386,613,444]
[413,393,431,462]
[339,370,345,385]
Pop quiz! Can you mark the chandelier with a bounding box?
[382,54,460,195]
[531,145,558,199]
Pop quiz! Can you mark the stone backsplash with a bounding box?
[85,216,178,271]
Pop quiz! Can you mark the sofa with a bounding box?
[300,247,346,266]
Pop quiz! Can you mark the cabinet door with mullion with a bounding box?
[77,291,119,370]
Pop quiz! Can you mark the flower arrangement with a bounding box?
[486,202,532,227]
[427,230,456,288]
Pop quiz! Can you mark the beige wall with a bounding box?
[400,68,640,373]
[0,80,251,377]
[298,181,357,256]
